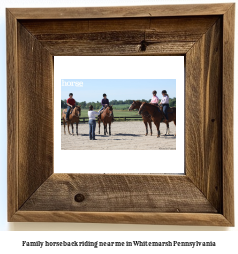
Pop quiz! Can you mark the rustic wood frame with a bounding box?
[7,3,234,226]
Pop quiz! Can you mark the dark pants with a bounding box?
[66,105,74,119]
[89,119,96,140]
[162,104,169,120]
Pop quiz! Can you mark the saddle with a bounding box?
[158,105,175,113]
[64,108,74,114]
[101,105,108,113]
[168,107,175,113]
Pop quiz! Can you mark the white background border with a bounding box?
[54,56,184,174]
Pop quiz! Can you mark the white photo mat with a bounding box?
[54,56,184,173]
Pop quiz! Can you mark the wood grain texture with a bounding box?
[38,41,193,56]
[19,17,219,56]
[20,16,218,34]
[222,4,235,226]
[11,211,231,226]
[185,18,222,212]
[17,23,54,208]
[6,5,234,225]
[20,174,217,213]
[6,9,18,221]
[8,4,233,19]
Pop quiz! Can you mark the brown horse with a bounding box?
[139,102,168,138]
[159,105,176,136]
[98,105,113,135]
[62,106,81,135]
[129,100,153,136]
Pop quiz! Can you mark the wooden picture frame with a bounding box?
[7,3,234,226]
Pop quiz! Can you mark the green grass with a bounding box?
[111,104,131,110]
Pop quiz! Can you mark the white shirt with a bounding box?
[161,95,169,104]
[88,110,99,120]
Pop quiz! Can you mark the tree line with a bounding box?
[61,98,176,109]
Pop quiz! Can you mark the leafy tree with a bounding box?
[61,98,176,109]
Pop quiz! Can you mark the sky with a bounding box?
[61,79,176,102]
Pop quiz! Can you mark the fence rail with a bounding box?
[61,116,142,124]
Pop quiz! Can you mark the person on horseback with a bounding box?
[88,105,100,140]
[159,90,169,120]
[98,93,115,121]
[66,93,76,122]
[150,90,159,106]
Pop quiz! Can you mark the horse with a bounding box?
[98,105,113,135]
[62,105,81,135]
[139,102,169,138]
[129,100,153,136]
[159,105,176,136]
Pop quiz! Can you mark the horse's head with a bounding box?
[108,105,113,117]
[129,100,139,111]
[129,101,134,111]
[74,105,81,117]
[138,102,146,115]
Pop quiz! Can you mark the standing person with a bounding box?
[98,93,115,121]
[88,105,99,140]
[150,90,159,106]
[159,90,169,120]
[66,93,76,121]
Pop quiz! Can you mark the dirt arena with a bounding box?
[61,121,176,150]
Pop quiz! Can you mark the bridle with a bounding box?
[72,107,81,117]
[105,106,113,117]
[129,101,136,111]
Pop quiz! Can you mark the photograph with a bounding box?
[3,2,236,239]
[61,79,176,150]
[54,56,184,174]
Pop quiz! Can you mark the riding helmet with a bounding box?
[162,90,167,94]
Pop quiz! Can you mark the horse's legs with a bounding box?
[98,120,100,134]
[63,118,66,135]
[67,121,71,135]
[144,121,148,136]
[148,121,152,136]
[76,122,78,136]
[157,122,161,138]
[109,122,111,135]
[165,122,170,135]
[71,123,74,136]
[104,123,107,135]
[174,119,176,136]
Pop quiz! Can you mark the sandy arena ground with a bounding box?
[61,121,176,150]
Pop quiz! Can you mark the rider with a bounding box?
[159,90,169,121]
[150,90,159,106]
[66,92,76,122]
[98,93,115,121]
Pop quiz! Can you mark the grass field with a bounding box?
[111,104,131,110]
[61,108,140,119]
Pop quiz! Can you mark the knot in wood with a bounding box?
[74,193,85,202]
[140,40,147,51]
